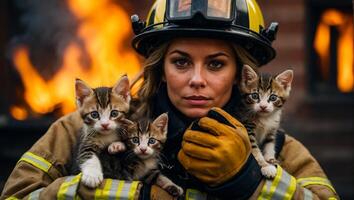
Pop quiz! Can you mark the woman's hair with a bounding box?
[130,40,259,119]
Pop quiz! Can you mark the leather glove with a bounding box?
[178,107,251,186]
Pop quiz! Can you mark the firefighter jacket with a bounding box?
[1,86,339,200]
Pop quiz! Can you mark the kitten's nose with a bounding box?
[101,123,109,129]
[140,147,147,153]
[260,105,267,110]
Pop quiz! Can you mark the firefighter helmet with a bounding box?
[131,0,278,66]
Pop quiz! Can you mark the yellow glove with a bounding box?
[178,107,251,186]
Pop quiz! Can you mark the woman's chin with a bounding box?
[181,107,210,119]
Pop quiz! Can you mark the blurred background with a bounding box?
[0,0,353,198]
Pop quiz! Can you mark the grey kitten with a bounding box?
[238,65,293,178]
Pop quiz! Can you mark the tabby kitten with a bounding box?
[75,75,131,188]
[238,65,293,178]
[102,113,184,197]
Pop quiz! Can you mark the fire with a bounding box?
[314,9,353,93]
[11,0,140,118]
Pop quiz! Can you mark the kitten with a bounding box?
[238,65,293,178]
[101,113,184,197]
[74,75,131,188]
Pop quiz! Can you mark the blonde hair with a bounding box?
[130,41,259,119]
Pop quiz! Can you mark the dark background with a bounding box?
[0,0,353,198]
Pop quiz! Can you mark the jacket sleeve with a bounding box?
[249,134,339,200]
[183,134,339,200]
[0,112,141,200]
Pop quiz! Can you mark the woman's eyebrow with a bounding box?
[207,52,230,58]
[167,50,190,57]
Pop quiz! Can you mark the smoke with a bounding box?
[11,0,90,79]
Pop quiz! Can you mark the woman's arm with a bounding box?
[250,135,339,199]
[178,108,339,199]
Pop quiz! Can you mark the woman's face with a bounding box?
[163,38,237,118]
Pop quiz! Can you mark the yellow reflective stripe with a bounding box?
[19,152,52,173]
[283,175,296,200]
[258,176,272,200]
[246,0,265,33]
[297,177,337,194]
[127,181,139,200]
[303,188,313,200]
[328,197,338,200]
[28,187,44,200]
[257,166,297,200]
[186,189,207,200]
[57,173,82,200]
[115,181,125,199]
[154,0,166,28]
[94,180,140,200]
[5,197,19,200]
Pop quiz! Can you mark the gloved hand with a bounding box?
[178,107,251,186]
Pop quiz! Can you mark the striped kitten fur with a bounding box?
[104,113,183,197]
[74,75,131,188]
[238,65,293,178]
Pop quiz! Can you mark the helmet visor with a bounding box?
[168,0,233,21]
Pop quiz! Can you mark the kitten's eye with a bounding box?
[110,110,119,118]
[251,93,259,100]
[269,94,278,102]
[148,138,156,145]
[131,137,139,144]
[90,111,99,119]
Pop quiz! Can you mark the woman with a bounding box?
[1,0,339,199]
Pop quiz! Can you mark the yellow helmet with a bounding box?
[131,0,278,66]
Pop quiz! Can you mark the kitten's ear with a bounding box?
[75,78,93,107]
[121,118,135,126]
[275,70,293,90]
[113,75,131,104]
[152,113,168,135]
[242,65,258,85]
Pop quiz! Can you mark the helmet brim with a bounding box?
[132,27,276,66]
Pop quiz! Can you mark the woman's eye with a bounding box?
[269,94,278,101]
[132,137,139,144]
[173,58,189,69]
[148,138,156,144]
[90,111,99,119]
[251,93,259,100]
[208,60,224,70]
[110,110,119,118]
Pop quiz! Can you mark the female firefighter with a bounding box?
[1,0,339,199]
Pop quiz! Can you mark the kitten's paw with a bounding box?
[261,165,277,179]
[108,142,126,154]
[81,169,103,188]
[266,157,278,165]
[163,184,184,197]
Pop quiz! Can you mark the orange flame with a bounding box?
[11,0,140,118]
[314,9,353,93]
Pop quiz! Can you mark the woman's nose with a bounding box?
[189,65,206,88]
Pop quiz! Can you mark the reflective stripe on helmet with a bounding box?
[18,152,52,174]
[257,166,297,200]
[246,0,264,33]
[57,174,82,200]
[94,179,140,200]
[185,189,207,200]
[297,177,337,194]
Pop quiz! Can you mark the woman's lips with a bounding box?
[183,96,211,106]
